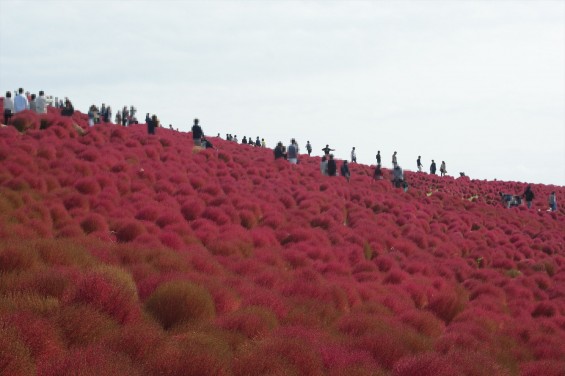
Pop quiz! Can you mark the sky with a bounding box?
[1,0,564,186]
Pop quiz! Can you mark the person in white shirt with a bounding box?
[14,88,29,113]
[351,147,357,163]
[35,91,48,114]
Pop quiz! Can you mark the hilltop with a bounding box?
[0,107,564,375]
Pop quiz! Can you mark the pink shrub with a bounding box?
[115,219,146,242]
[80,213,108,234]
[145,280,215,329]
[393,352,458,376]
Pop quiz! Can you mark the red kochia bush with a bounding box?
[115,220,146,242]
[145,280,216,330]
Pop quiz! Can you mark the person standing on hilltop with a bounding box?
[320,156,328,176]
[430,160,437,175]
[29,94,37,113]
[327,154,337,176]
[147,114,156,135]
[287,138,299,164]
[274,141,286,160]
[14,88,29,113]
[392,151,398,168]
[306,141,312,156]
[322,144,334,156]
[376,150,381,166]
[523,185,535,209]
[3,91,14,125]
[440,161,447,176]
[417,156,423,172]
[35,91,47,114]
[351,147,357,163]
[191,118,204,146]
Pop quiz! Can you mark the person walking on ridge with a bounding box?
[327,154,337,176]
[287,138,298,164]
[392,151,398,168]
[417,156,423,172]
[191,118,204,146]
[351,147,357,163]
[3,91,14,125]
[306,141,312,156]
[376,151,381,166]
[322,144,334,156]
[430,160,437,175]
[14,88,29,113]
[440,161,447,177]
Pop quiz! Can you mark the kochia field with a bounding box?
[0,105,564,375]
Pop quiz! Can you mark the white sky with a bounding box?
[1,0,564,185]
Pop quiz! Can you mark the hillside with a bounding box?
[0,107,564,376]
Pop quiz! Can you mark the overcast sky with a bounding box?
[1,0,564,185]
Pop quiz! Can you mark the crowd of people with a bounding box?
[1,88,559,212]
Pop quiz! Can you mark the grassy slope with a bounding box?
[0,107,564,376]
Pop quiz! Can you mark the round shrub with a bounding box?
[145,280,215,330]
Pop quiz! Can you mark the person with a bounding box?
[100,104,107,123]
[35,91,47,114]
[523,185,535,209]
[261,138,266,148]
[322,144,334,156]
[233,135,238,143]
[392,165,404,188]
[430,160,437,175]
[499,192,514,208]
[287,138,298,164]
[61,99,74,116]
[242,136,247,144]
[147,114,156,135]
[376,151,381,166]
[320,156,328,176]
[255,137,261,147]
[105,106,112,123]
[440,161,447,177]
[115,111,122,125]
[341,160,350,182]
[327,154,337,176]
[402,180,409,193]
[351,147,357,163]
[202,137,214,149]
[3,91,14,124]
[306,141,312,156]
[29,94,37,112]
[191,118,204,146]
[122,106,128,126]
[417,156,423,172]
[145,113,151,125]
[549,192,557,212]
[88,105,96,126]
[14,88,29,113]
[274,141,286,160]
[373,164,383,180]
[392,151,398,168]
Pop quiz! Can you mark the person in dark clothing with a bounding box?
[147,114,156,135]
[322,144,334,156]
[392,165,404,188]
[191,118,204,146]
[255,137,261,147]
[341,160,350,182]
[376,151,381,166]
[373,164,383,180]
[242,136,247,144]
[430,160,437,175]
[274,142,286,160]
[306,141,312,156]
[61,100,74,116]
[523,186,535,209]
[202,137,214,149]
[327,154,337,176]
